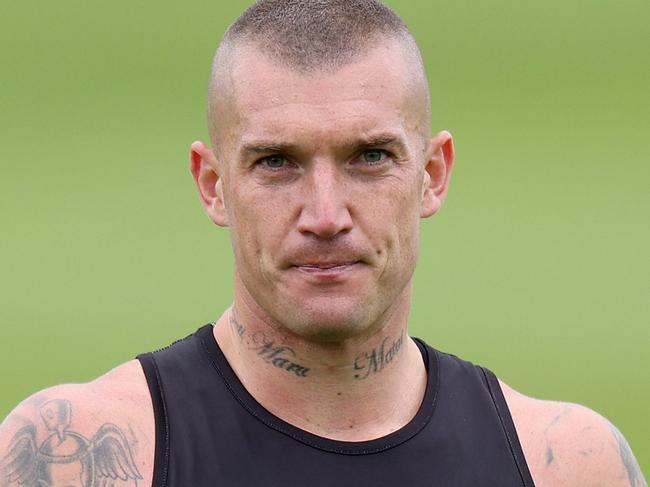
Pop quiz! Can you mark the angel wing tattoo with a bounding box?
[0,399,142,487]
[0,424,40,486]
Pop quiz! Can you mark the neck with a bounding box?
[212,293,428,441]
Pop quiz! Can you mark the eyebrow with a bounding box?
[240,141,296,155]
[355,133,408,152]
[239,132,409,155]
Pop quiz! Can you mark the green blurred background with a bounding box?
[1,0,648,473]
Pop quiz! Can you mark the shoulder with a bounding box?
[500,380,647,487]
[0,359,154,487]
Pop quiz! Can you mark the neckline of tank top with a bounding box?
[194,322,440,455]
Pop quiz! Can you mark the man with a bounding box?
[0,0,645,485]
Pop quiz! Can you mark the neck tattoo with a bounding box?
[353,331,405,380]
[229,312,311,378]
[229,313,406,382]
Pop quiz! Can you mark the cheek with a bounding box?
[392,211,420,268]
[382,182,422,268]
[228,189,288,264]
[353,194,415,270]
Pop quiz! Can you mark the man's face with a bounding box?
[204,41,450,341]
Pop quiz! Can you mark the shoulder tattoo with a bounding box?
[609,424,647,487]
[0,399,142,486]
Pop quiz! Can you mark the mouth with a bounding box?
[292,261,361,276]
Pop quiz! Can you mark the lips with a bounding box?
[292,261,362,277]
[283,245,370,274]
[295,261,358,270]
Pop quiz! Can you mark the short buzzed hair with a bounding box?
[208,0,430,147]
[222,0,412,71]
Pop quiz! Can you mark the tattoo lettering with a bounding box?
[250,333,310,378]
[609,424,647,487]
[353,332,404,380]
[0,399,142,487]
[229,313,245,339]
[228,312,310,378]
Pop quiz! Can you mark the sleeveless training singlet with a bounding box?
[136,324,535,486]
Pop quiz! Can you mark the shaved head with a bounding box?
[207,0,431,151]
[191,1,456,343]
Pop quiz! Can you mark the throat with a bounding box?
[214,310,428,442]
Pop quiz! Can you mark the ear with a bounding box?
[420,130,455,218]
[189,140,229,227]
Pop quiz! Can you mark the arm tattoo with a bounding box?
[545,445,554,467]
[542,405,573,468]
[229,313,310,378]
[0,399,142,486]
[609,424,647,487]
[353,331,404,380]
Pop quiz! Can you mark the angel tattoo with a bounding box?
[0,399,142,487]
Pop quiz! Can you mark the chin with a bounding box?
[277,295,383,343]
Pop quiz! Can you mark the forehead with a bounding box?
[223,42,424,149]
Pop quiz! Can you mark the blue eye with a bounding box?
[260,155,287,169]
[362,150,387,164]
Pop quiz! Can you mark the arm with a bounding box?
[0,360,154,487]
[502,382,646,487]
[544,405,646,487]
[608,421,647,487]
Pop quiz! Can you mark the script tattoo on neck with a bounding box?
[229,313,245,339]
[353,331,405,380]
[250,333,310,378]
[229,312,310,378]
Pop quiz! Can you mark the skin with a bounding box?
[0,361,154,487]
[189,40,449,439]
[504,383,647,486]
[0,39,646,487]
[199,40,444,341]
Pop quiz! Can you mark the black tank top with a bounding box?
[137,324,535,486]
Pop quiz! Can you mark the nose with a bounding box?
[296,162,353,239]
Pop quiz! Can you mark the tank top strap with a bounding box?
[480,367,535,487]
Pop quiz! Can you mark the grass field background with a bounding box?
[1,0,648,473]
